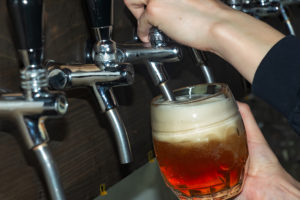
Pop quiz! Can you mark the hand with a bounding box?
[124,0,229,51]
[124,0,284,83]
[236,102,300,200]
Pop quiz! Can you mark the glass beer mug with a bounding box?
[151,83,248,200]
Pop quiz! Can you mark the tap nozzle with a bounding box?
[146,27,176,101]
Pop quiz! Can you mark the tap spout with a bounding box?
[92,84,133,163]
[190,48,215,83]
[34,144,66,200]
[106,109,133,164]
[146,28,176,101]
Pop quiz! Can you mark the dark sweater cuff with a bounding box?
[252,36,300,134]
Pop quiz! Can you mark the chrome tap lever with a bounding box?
[7,0,67,199]
[146,28,176,101]
[190,48,215,83]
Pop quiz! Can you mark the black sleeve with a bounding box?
[252,35,300,135]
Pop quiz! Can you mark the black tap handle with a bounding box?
[86,0,112,28]
[7,0,43,50]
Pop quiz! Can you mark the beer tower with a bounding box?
[5,0,68,199]
[47,0,134,164]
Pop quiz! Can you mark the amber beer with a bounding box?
[151,84,248,199]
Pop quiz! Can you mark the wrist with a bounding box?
[209,8,284,83]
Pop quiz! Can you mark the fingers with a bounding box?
[124,0,155,43]
[124,0,149,19]
[137,11,153,42]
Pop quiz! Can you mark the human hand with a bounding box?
[236,102,300,200]
[123,0,284,83]
[124,0,230,52]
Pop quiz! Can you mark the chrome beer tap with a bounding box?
[224,0,296,35]
[190,49,215,83]
[116,28,182,102]
[83,7,182,102]
[47,0,134,164]
[144,28,177,101]
[5,0,68,199]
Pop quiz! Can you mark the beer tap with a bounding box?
[47,0,134,164]
[144,28,177,101]
[224,0,296,35]
[190,49,215,83]
[5,0,68,199]
[85,28,182,101]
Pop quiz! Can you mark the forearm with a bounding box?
[125,0,285,83]
[210,9,285,83]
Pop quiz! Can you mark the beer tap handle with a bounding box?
[7,0,43,67]
[86,0,112,28]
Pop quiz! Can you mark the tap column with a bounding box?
[85,0,133,164]
[6,0,68,199]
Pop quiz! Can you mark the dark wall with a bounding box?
[1,0,296,199]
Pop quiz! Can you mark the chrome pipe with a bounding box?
[92,84,133,163]
[145,61,175,101]
[191,48,215,83]
[279,4,296,35]
[159,82,176,102]
[116,44,182,63]
[146,28,176,101]
[34,144,66,200]
[105,109,133,164]
[47,63,134,90]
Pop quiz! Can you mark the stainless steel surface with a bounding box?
[159,82,176,102]
[83,3,134,164]
[105,109,133,164]
[46,3,135,165]
[93,26,117,67]
[92,84,118,112]
[149,28,168,47]
[34,144,66,200]
[280,4,296,35]
[146,28,176,101]
[6,0,68,198]
[191,48,215,83]
[116,44,181,63]
[146,61,175,101]
[0,93,68,148]
[224,0,297,34]
[47,63,134,89]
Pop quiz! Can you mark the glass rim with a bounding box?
[151,83,229,105]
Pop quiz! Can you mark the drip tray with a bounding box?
[95,159,177,200]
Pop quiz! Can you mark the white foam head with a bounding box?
[151,93,240,143]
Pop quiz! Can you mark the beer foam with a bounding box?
[151,94,241,143]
